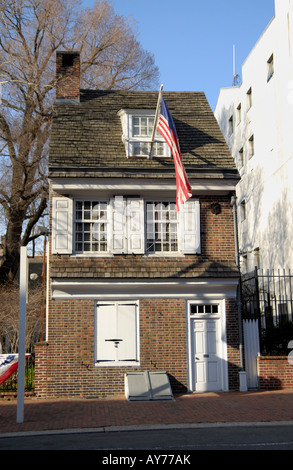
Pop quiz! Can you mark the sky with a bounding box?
[82,0,276,110]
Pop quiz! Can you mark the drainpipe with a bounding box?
[231,195,245,371]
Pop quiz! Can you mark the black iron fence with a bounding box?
[0,353,35,396]
[241,268,293,354]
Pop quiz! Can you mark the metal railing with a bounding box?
[242,268,293,325]
[241,268,293,354]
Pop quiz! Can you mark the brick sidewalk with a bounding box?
[1,391,293,435]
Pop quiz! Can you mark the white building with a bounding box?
[215,0,293,273]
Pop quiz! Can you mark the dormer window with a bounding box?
[118,109,171,158]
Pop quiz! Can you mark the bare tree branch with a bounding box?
[0,0,159,283]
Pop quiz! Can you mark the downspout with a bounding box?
[231,194,244,370]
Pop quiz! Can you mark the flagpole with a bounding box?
[149,84,163,158]
[17,246,27,424]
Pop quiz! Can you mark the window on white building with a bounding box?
[236,103,241,125]
[267,54,274,82]
[238,147,244,168]
[249,135,254,158]
[228,115,234,135]
[247,87,252,110]
[240,200,246,222]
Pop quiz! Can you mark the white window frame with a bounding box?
[74,200,109,253]
[146,201,179,253]
[95,301,140,366]
[146,199,201,255]
[118,109,171,158]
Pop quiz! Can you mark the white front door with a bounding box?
[192,316,222,392]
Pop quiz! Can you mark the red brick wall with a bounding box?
[257,356,293,390]
[35,296,241,398]
[56,51,80,101]
[34,194,241,398]
[225,298,242,390]
[35,298,188,399]
[35,342,49,398]
[200,196,235,262]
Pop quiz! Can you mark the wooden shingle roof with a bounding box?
[49,90,238,180]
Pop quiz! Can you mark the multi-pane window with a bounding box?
[118,109,170,158]
[75,201,108,252]
[190,304,219,315]
[146,202,179,253]
[52,196,200,256]
[130,116,167,157]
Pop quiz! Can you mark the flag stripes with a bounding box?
[157,95,192,211]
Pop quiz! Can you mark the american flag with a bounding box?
[0,354,30,385]
[157,95,192,211]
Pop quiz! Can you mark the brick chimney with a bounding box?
[56,51,80,101]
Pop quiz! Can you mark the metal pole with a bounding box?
[17,246,27,424]
[149,84,163,158]
[254,266,262,352]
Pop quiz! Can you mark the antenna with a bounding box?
[233,45,240,86]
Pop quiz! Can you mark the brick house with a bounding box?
[35,51,241,399]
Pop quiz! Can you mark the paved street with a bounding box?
[1,423,293,450]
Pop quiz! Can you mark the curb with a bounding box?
[1,420,293,438]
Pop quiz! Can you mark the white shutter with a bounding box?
[51,197,73,254]
[110,197,145,254]
[126,199,145,254]
[110,196,127,253]
[96,304,117,362]
[96,302,138,363]
[117,303,138,361]
[180,199,201,254]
